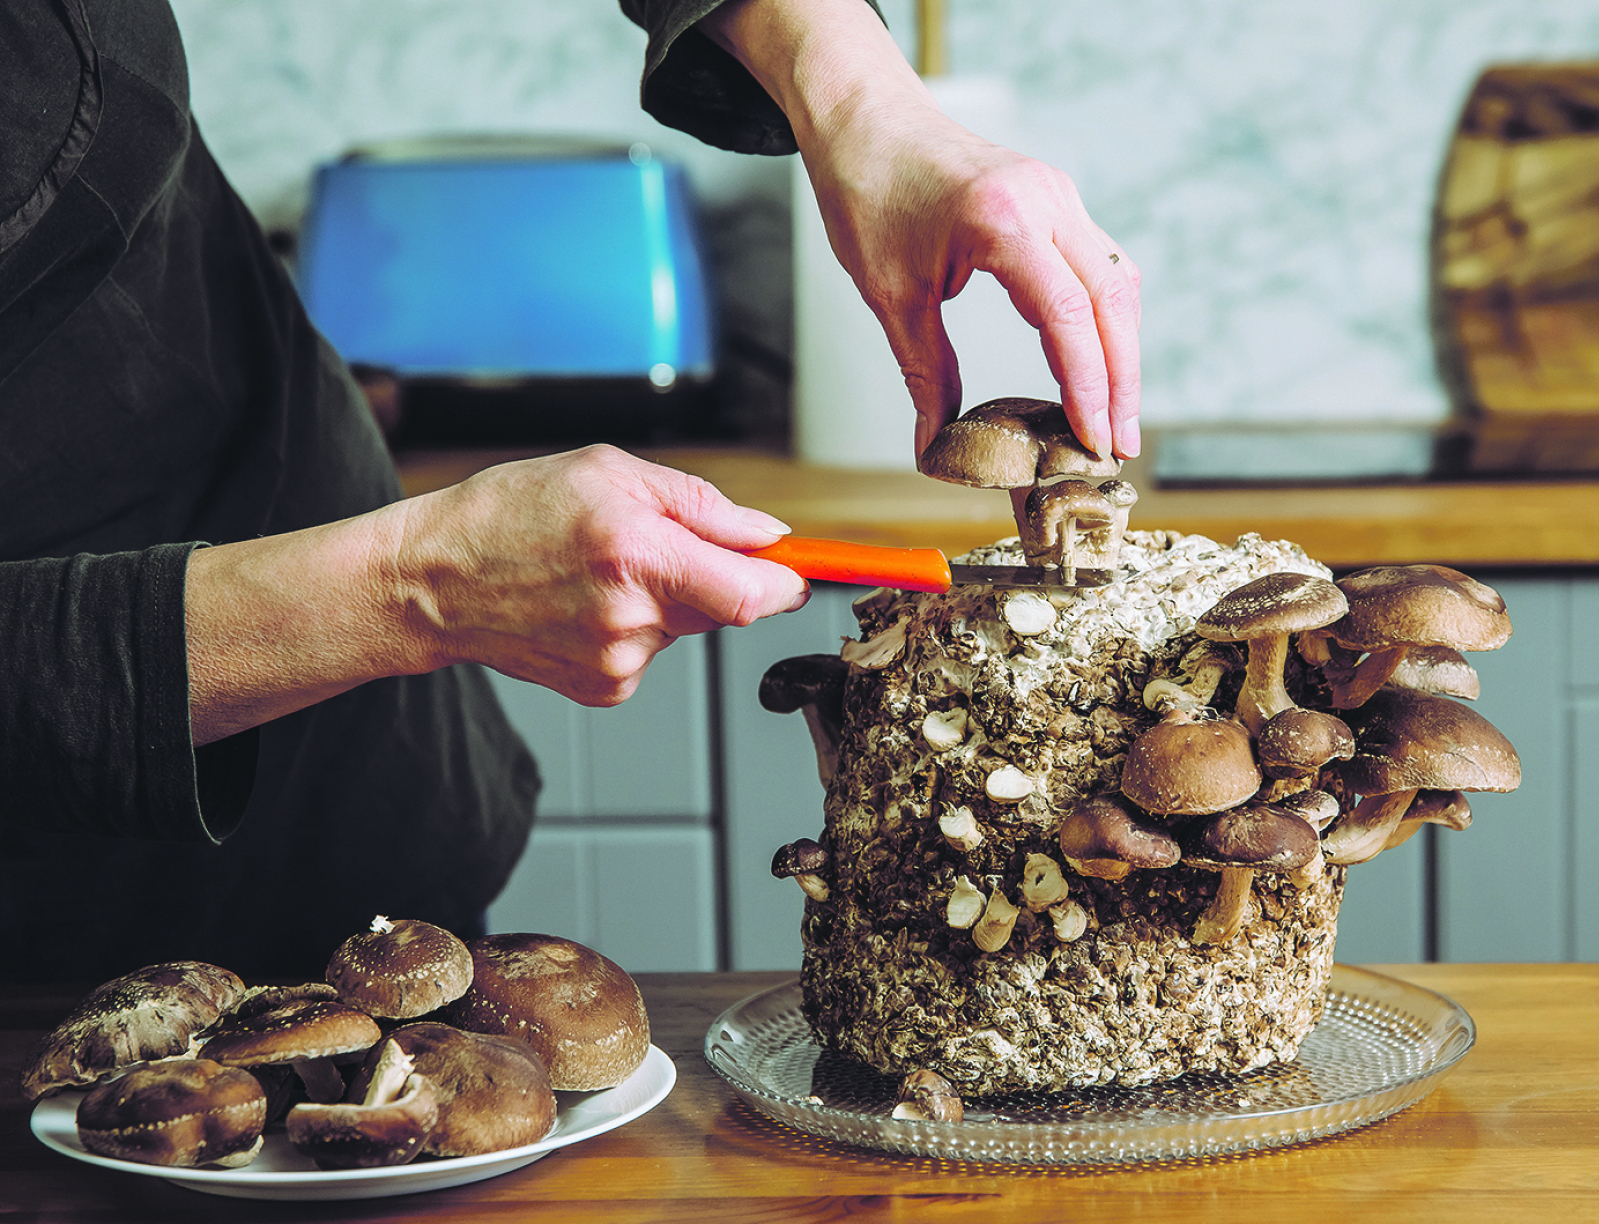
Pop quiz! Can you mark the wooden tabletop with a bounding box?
[4,964,1597,1222]
[394,445,1599,570]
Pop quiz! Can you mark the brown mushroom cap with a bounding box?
[1333,564,1511,654]
[1256,708,1355,779]
[1120,711,1262,817]
[1338,688,1521,796]
[346,1022,555,1158]
[285,1040,439,1169]
[1197,571,1349,644]
[22,962,246,1101]
[1057,793,1181,877]
[75,1059,266,1168]
[1182,802,1320,872]
[201,998,382,1069]
[771,838,829,878]
[325,916,474,1020]
[1272,788,1342,832]
[444,934,650,1092]
[918,397,1122,488]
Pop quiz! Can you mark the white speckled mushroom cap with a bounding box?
[325,916,474,1019]
[919,397,1122,488]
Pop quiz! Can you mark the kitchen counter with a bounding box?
[394,445,1599,569]
[3,964,1596,1222]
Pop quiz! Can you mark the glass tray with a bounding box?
[703,964,1472,1165]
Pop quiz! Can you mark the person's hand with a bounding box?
[803,99,1142,462]
[698,0,1141,463]
[185,446,808,742]
[391,446,809,706]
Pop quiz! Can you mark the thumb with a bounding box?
[635,463,792,549]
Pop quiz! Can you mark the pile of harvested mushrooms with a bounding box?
[21,920,651,1170]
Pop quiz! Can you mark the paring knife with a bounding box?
[746,537,1117,593]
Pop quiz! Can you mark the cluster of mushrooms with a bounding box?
[766,396,1522,954]
[21,920,650,1171]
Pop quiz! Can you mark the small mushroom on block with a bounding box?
[1058,792,1181,881]
[1315,565,1510,709]
[772,837,832,901]
[75,1059,267,1169]
[1196,572,1348,735]
[1182,801,1320,944]
[891,1068,964,1122]
[285,1039,439,1169]
[1021,479,1113,582]
[1256,708,1355,780]
[1120,709,1261,818]
[759,654,850,786]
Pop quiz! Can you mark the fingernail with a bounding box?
[740,507,791,535]
[785,585,812,613]
[1120,417,1142,459]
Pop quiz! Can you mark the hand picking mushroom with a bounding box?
[285,1039,440,1169]
[772,837,831,901]
[445,933,650,1091]
[75,1059,266,1168]
[1195,572,1349,735]
[758,654,850,786]
[21,962,246,1101]
[325,916,474,1020]
[1313,565,1510,709]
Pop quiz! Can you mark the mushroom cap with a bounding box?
[75,1059,266,1168]
[1119,712,1263,816]
[1255,708,1355,779]
[1332,564,1511,653]
[325,917,475,1019]
[444,933,650,1092]
[1196,571,1349,643]
[1337,687,1521,795]
[1057,793,1181,872]
[1386,644,1481,699]
[21,961,247,1101]
[1024,479,1114,527]
[1182,802,1320,872]
[919,397,1122,488]
[200,998,382,1068]
[1272,788,1342,832]
[757,653,849,723]
[347,1022,554,1157]
[771,837,829,877]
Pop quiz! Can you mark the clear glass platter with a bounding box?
[703,966,1472,1165]
[32,1045,674,1201]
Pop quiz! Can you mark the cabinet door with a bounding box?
[719,585,861,970]
[487,823,719,972]
[486,636,712,820]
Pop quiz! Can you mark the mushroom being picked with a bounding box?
[759,654,850,785]
[285,1038,440,1169]
[200,998,382,1104]
[772,837,832,900]
[917,396,1121,546]
[445,933,650,1091]
[75,1059,267,1168]
[1196,572,1349,735]
[325,916,474,1021]
[1020,479,1114,582]
[346,1023,555,1157]
[1315,564,1510,709]
[1325,687,1520,864]
[21,962,246,1101]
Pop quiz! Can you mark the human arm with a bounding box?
[628,0,1141,461]
[184,445,807,745]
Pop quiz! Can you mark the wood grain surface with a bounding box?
[395,444,1599,569]
[4,965,1597,1223]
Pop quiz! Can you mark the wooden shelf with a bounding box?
[394,444,1599,570]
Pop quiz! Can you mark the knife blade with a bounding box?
[745,536,1117,592]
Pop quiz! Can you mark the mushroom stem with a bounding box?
[1236,634,1293,736]
[1323,790,1418,864]
[1329,645,1408,709]
[1193,868,1256,945]
[290,1057,347,1104]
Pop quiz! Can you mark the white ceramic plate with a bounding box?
[31,1044,675,1201]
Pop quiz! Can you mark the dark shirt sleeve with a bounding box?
[0,544,255,844]
[618,0,886,155]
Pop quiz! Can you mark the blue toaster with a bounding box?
[295,136,717,443]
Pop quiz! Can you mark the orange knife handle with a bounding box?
[747,537,952,593]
